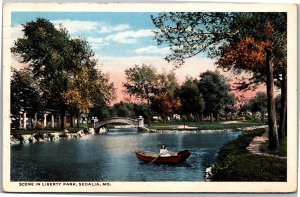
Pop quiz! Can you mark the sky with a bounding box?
[11,12,263,103]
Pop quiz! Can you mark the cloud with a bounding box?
[87,37,107,49]
[112,24,130,32]
[99,24,130,33]
[51,20,99,34]
[105,29,153,44]
[133,45,170,55]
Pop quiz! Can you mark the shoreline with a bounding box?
[147,125,268,134]
[10,125,268,145]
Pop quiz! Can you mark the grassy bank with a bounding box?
[148,120,266,130]
[11,123,91,135]
[212,129,287,181]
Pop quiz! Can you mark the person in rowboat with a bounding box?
[159,145,176,157]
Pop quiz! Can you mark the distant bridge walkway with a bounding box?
[94,117,147,133]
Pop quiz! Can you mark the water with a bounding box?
[11,128,240,181]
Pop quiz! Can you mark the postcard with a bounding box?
[2,2,297,193]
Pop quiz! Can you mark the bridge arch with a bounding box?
[94,117,145,133]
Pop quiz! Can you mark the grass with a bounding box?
[148,120,266,130]
[212,129,287,181]
[11,123,92,135]
[260,137,287,157]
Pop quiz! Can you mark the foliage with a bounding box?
[248,92,267,114]
[35,121,45,130]
[11,68,43,115]
[198,71,234,118]
[151,12,233,66]
[150,71,181,121]
[151,93,181,122]
[151,12,285,150]
[112,101,135,117]
[152,12,286,81]
[123,64,159,104]
[11,18,115,129]
[212,130,286,181]
[177,77,205,120]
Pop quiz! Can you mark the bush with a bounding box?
[244,115,253,120]
[35,121,45,130]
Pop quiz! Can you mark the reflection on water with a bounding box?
[11,128,240,181]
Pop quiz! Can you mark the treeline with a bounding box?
[106,64,235,123]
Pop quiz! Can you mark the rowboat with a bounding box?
[135,150,191,164]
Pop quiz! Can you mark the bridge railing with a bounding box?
[98,117,138,122]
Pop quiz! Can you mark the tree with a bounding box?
[123,64,159,105]
[123,64,159,125]
[112,102,135,117]
[247,92,267,122]
[151,12,285,151]
[11,18,75,130]
[150,71,181,122]
[217,14,285,149]
[11,68,44,127]
[11,18,115,130]
[177,77,205,121]
[197,71,234,122]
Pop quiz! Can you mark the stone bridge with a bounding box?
[94,117,148,133]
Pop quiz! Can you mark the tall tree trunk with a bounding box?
[60,99,67,131]
[284,110,287,136]
[266,49,279,151]
[278,71,287,139]
[60,78,67,131]
[70,115,74,127]
[77,113,80,128]
[210,113,213,122]
[201,113,204,122]
[261,111,265,122]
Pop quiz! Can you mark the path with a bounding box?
[246,129,286,159]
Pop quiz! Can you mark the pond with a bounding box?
[11,128,240,181]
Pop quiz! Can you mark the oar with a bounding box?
[148,153,161,165]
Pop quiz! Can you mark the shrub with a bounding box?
[35,121,45,130]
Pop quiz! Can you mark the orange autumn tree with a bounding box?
[217,21,282,151]
[150,70,181,122]
[62,67,115,128]
[151,93,181,123]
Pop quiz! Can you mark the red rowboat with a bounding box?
[135,150,191,164]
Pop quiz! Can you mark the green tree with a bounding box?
[177,77,205,121]
[11,18,115,130]
[112,102,135,117]
[11,18,76,130]
[198,71,234,122]
[150,71,181,122]
[123,64,159,125]
[11,68,44,127]
[123,64,159,105]
[248,92,268,122]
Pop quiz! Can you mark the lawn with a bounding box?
[148,120,266,130]
[212,129,287,181]
[260,137,287,157]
